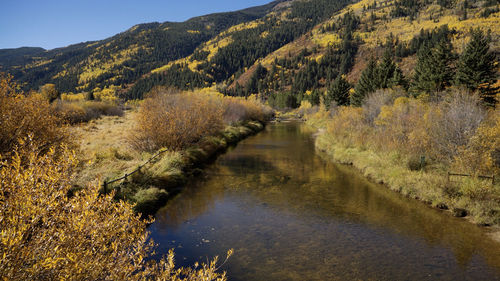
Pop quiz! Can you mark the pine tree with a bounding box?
[455,28,498,105]
[352,57,378,106]
[326,75,351,108]
[431,39,455,91]
[391,66,408,89]
[377,49,397,89]
[412,39,455,94]
[411,43,435,94]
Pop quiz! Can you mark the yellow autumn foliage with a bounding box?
[132,87,272,151]
[0,142,230,280]
[0,74,69,155]
[93,86,119,103]
[455,109,500,175]
[61,92,86,102]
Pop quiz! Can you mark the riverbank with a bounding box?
[150,121,500,279]
[312,127,500,230]
[73,111,266,216]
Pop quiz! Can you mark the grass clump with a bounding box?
[133,187,169,215]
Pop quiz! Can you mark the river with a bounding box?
[149,122,500,281]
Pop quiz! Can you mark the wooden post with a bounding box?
[103,182,107,194]
[447,171,450,182]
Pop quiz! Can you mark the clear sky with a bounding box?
[0,0,272,50]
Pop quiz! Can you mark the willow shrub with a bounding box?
[132,88,272,151]
[132,89,224,151]
[0,73,70,155]
[454,109,500,175]
[0,142,230,280]
[325,89,495,174]
[52,100,124,124]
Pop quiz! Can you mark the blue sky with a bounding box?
[0,0,271,50]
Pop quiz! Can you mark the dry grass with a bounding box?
[71,111,150,187]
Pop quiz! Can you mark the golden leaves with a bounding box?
[131,87,271,151]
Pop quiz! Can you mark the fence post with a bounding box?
[103,182,107,194]
[447,171,450,182]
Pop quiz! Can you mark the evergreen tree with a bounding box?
[412,39,455,94]
[308,89,322,106]
[455,28,498,105]
[431,39,455,91]
[390,66,408,90]
[352,57,378,106]
[326,75,351,107]
[377,49,397,89]
[411,43,435,94]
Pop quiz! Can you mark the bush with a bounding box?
[407,155,426,171]
[52,100,123,124]
[326,106,367,146]
[362,88,403,125]
[0,143,229,280]
[132,88,224,151]
[454,108,500,175]
[425,90,485,162]
[131,87,272,151]
[0,73,69,155]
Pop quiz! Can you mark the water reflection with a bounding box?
[150,122,500,281]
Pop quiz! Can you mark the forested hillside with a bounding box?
[0,0,290,94]
[224,0,500,107]
[1,0,499,105]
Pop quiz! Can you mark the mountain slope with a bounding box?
[125,0,354,99]
[0,0,290,93]
[2,0,498,104]
[220,0,500,106]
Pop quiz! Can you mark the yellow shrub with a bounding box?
[327,106,367,146]
[455,110,500,175]
[61,93,85,102]
[0,143,229,280]
[132,88,271,151]
[0,73,70,155]
[52,100,123,124]
[374,97,427,151]
[132,89,224,151]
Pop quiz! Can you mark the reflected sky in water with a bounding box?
[149,122,500,281]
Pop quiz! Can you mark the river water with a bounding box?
[149,122,500,281]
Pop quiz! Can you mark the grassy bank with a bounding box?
[304,90,500,226]
[117,120,265,215]
[74,88,270,216]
